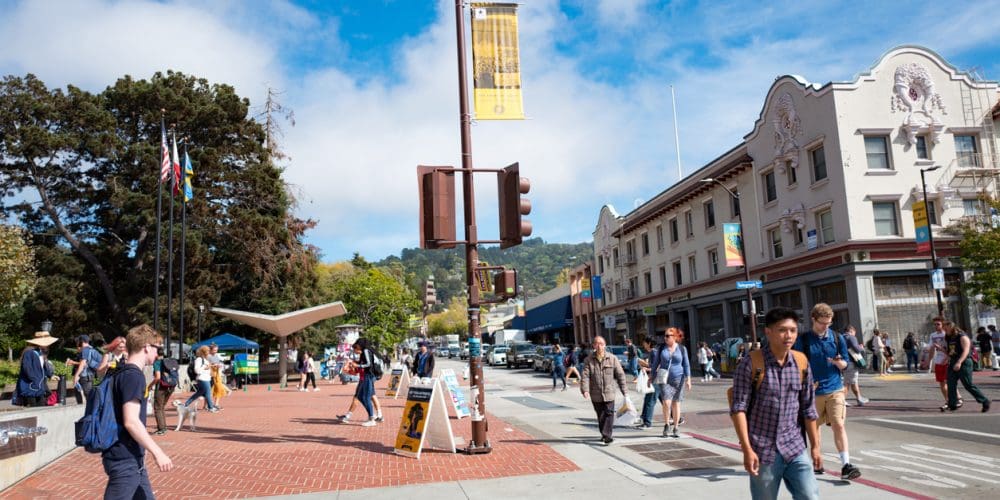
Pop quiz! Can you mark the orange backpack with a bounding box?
[727,349,809,410]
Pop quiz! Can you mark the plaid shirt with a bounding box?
[730,343,817,465]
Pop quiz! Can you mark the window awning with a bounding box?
[509,296,573,334]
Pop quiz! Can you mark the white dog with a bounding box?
[172,400,198,431]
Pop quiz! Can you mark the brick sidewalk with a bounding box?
[3,378,577,499]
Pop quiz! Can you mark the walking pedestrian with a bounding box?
[903,332,919,373]
[580,336,627,445]
[337,339,382,426]
[148,347,170,435]
[183,346,220,412]
[625,339,639,377]
[930,317,962,410]
[650,327,691,438]
[411,341,436,378]
[793,303,861,480]
[872,329,887,376]
[975,327,993,372]
[565,345,581,383]
[551,344,567,391]
[841,326,870,406]
[301,351,318,391]
[944,322,991,413]
[697,342,720,381]
[637,338,659,428]
[730,307,821,500]
[67,334,101,404]
[102,325,172,498]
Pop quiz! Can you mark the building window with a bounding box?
[598,258,604,274]
[641,233,650,256]
[963,199,983,216]
[793,227,804,246]
[655,225,664,250]
[672,261,682,286]
[873,201,900,236]
[629,277,638,297]
[864,136,891,170]
[769,228,783,259]
[810,146,827,182]
[669,218,679,243]
[659,266,667,290]
[704,200,716,228]
[688,256,698,282]
[916,136,929,160]
[626,241,635,261]
[708,249,719,276]
[613,248,619,267]
[786,160,797,186]
[955,135,979,168]
[644,272,652,295]
[731,189,741,218]
[763,171,777,203]
[685,211,694,238]
[817,209,834,245]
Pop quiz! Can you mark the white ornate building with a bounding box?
[586,46,1000,352]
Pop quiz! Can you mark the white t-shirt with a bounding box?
[697,347,709,365]
[930,331,947,365]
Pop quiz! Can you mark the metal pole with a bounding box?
[454,0,490,454]
[670,85,683,182]
[707,179,757,348]
[921,168,945,318]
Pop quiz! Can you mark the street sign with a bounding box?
[931,269,945,290]
[736,280,763,290]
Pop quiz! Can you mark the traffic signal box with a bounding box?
[417,166,457,249]
[497,162,531,249]
[494,269,517,299]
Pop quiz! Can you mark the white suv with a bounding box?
[488,346,508,366]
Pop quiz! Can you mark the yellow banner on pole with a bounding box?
[471,3,524,120]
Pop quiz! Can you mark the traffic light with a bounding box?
[494,269,517,298]
[424,280,437,307]
[417,165,456,249]
[498,162,531,249]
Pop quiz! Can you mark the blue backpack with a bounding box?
[82,346,102,377]
[74,370,120,453]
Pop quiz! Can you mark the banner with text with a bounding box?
[471,3,524,120]
[913,202,930,252]
[723,223,744,267]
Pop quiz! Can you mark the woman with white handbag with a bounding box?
[649,327,691,438]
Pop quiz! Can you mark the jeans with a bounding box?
[906,349,919,372]
[748,449,819,500]
[640,384,660,426]
[102,455,154,500]
[356,375,375,418]
[627,358,639,376]
[947,359,989,409]
[592,400,615,440]
[184,379,217,410]
[304,372,317,389]
[552,367,566,388]
[76,376,94,405]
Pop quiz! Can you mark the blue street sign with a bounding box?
[736,280,763,290]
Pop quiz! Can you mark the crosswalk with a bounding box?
[853,444,1000,490]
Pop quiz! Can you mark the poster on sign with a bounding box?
[393,378,456,459]
[385,366,410,399]
[439,369,471,419]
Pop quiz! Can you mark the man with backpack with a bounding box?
[793,303,860,481]
[730,307,821,500]
[103,324,173,497]
[147,347,178,435]
[68,334,102,404]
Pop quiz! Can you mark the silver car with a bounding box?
[488,346,508,366]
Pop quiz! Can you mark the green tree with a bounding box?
[0,224,36,359]
[426,296,468,338]
[957,196,1000,309]
[335,267,420,350]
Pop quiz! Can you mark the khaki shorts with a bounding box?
[815,391,846,427]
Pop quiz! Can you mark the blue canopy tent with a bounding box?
[192,333,259,351]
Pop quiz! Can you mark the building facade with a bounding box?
[590,46,1000,354]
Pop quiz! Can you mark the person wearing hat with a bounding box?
[14,331,60,407]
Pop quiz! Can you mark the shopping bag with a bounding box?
[613,395,639,427]
[635,371,654,395]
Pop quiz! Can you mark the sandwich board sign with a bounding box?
[385,365,410,399]
[439,368,471,419]
[394,378,457,459]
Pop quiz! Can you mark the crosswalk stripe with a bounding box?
[861,450,1000,484]
[865,417,1000,440]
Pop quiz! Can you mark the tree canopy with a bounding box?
[957,197,1000,309]
[0,224,36,357]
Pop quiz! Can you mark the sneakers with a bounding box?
[858,396,870,405]
[361,419,378,427]
[601,437,614,445]
[154,429,167,436]
[313,388,320,392]
[841,463,862,480]
[983,400,991,413]
[375,414,384,422]
[208,407,220,413]
[299,388,306,392]
[337,413,351,422]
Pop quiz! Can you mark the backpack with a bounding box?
[159,358,180,389]
[866,337,874,351]
[903,337,915,351]
[727,349,809,411]
[82,346,102,377]
[187,359,198,381]
[74,370,121,453]
[368,350,385,380]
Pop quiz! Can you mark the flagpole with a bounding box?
[153,114,166,334]
[179,139,188,358]
[166,129,177,359]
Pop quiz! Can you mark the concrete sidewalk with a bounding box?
[257,360,923,500]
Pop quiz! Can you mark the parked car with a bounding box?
[488,345,508,366]
[607,345,628,367]
[506,342,535,369]
[459,346,470,360]
[533,345,554,372]
[437,347,450,358]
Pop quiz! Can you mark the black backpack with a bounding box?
[187,360,197,381]
[159,358,180,389]
[368,350,385,380]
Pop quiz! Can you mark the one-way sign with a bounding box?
[736,280,763,290]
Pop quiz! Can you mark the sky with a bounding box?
[2,0,999,263]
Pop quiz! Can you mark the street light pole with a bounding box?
[920,166,945,318]
[197,305,205,344]
[701,179,758,348]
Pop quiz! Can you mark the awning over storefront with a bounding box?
[509,296,573,334]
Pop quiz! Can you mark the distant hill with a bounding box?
[377,238,593,310]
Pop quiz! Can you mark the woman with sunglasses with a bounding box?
[649,327,691,438]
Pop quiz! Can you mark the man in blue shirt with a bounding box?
[793,303,860,481]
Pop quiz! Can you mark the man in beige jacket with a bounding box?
[581,336,628,445]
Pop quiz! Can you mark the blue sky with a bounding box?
[2,0,999,263]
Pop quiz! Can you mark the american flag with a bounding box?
[159,123,171,183]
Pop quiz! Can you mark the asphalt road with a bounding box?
[442,355,1000,499]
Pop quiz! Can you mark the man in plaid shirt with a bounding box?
[731,307,821,499]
